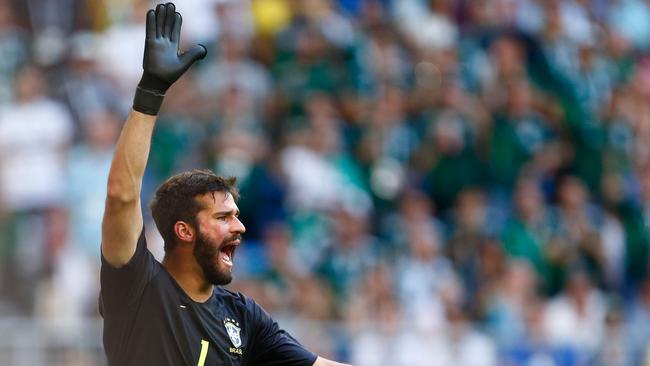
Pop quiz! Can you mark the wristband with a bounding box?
[132,86,165,115]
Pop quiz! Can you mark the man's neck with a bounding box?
[162,254,213,303]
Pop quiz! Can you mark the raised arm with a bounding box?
[101,2,206,267]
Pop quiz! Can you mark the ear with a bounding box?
[174,221,196,244]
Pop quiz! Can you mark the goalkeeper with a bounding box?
[100,3,350,365]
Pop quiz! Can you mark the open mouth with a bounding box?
[219,242,238,267]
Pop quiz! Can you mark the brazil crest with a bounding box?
[224,318,242,349]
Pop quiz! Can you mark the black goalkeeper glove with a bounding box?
[133,2,207,115]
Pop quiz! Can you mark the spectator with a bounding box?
[0,64,74,313]
[543,268,608,363]
[501,177,554,289]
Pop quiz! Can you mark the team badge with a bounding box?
[224,318,242,348]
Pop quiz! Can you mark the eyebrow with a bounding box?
[213,209,240,217]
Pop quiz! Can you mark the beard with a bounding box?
[193,230,240,286]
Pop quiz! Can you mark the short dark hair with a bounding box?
[150,169,239,252]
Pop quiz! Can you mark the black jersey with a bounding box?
[100,229,317,366]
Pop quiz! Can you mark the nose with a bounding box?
[232,216,246,234]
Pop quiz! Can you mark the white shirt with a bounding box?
[0,98,73,210]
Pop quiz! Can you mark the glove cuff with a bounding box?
[138,71,170,94]
[132,86,165,115]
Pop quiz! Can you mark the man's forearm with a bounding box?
[106,110,156,202]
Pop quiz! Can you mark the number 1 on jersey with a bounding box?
[197,339,209,366]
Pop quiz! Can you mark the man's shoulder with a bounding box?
[213,287,261,314]
[214,286,248,304]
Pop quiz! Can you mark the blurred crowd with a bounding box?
[4,0,650,365]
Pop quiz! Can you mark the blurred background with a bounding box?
[3,0,650,365]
